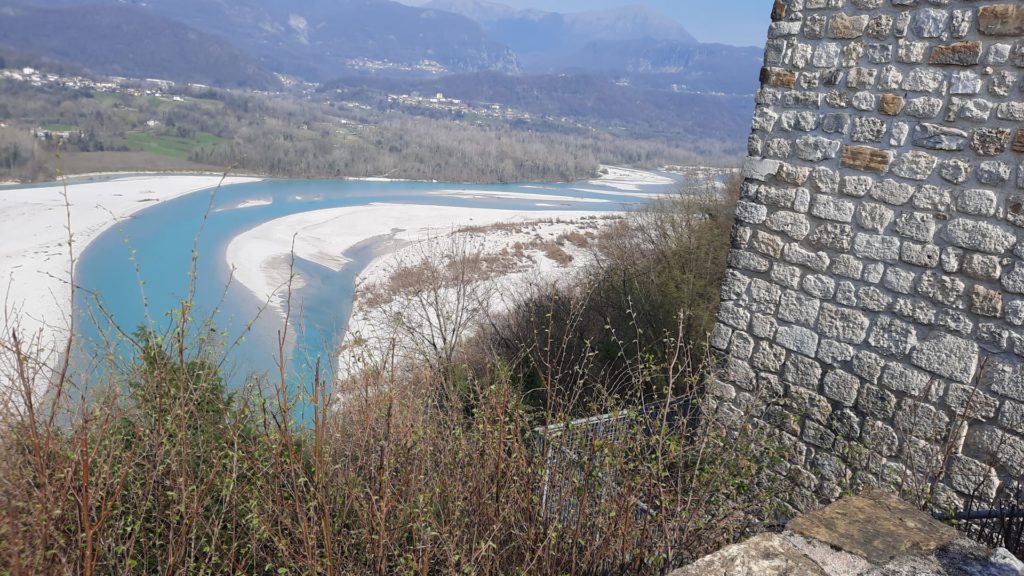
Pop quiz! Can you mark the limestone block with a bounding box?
[841,145,893,173]
[867,316,918,357]
[978,4,1024,36]
[911,333,979,384]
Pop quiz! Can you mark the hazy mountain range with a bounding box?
[0,0,759,94]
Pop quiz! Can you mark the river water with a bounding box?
[74,176,677,392]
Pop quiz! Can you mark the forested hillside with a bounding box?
[0,2,278,88]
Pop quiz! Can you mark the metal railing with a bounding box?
[935,488,1024,557]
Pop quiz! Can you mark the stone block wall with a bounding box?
[713,0,1024,509]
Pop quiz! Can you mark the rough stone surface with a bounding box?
[715,0,1024,511]
[669,533,828,576]
[671,491,1022,576]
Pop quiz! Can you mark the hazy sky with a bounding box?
[489,1,770,47]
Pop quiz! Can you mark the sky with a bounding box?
[415,1,772,47]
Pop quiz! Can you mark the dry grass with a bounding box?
[540,242,574,266]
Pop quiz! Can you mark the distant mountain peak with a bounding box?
[423,0,516,22]
[424,1,696,47]
[566,5,696,44]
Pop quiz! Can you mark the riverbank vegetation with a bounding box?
[0,176,792,574]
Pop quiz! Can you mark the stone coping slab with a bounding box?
[787,488,958,565]
[670,490,1024,576]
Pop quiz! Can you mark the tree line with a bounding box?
[0,80,740,183]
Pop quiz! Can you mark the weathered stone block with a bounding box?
[948,455,999,502]
[978,4,1024,36]
[902,68,945,93]
[985,360,1024,402]
[891,151,938,181]
[853,233,901,261]
[751,231,785,258]
[881,362,931,396]
[870,179,917,205]
[911,8,949,39]
[1007,195,1024,228]
[866,14,893,39]
[829,13,869,39]
[766,211,811,240]
[861,419,899,456]
[782,352,824,388]
[912,123,968,151]
[914,185,952,212]
[1001,400,1024,435]
[950,70,982,94]
[853,117,887,143]
[753,341,787,373]
[779,289,822,328]
[1002,263,1024,295]
[918,271,966,306]
[818,303,870,344]
[955,189,999,217]
[743,158,782,182]
[761,66,797,88]
[771,263,802,291]
[837,280,857,306]
[895,296,937,325]
[858,286,893,312]
[729,250,771,273]
[857,385,897,419]
[971,285,1004,318]
[735,200,769,224]
[971,128,1012,156]
[803,275,837,300]
[776,325,820,357]
[730,331,755,360]
[819,366,860,403]
[746,278,783,314]
[857,202,894,233]
[811,196,855,223]
[896,400,950,441]
[809,223,854,252]
[842,145,893,173]
[977,161,1011,186]
[944,219,1017,254]
[900,242,940,268]
[883,268,917,295]
[721,270,752,301]
[1007,300,1024,326]
[819,339,855,366]
[795,135,842,162]
[946,384,1000,420]
[868,316,918,357]
[832,254,864,280]
[930,42,983,66]
[911,333,979,384]
[904,97,944,119]
[821,113,851,135]
[962,253,1001,280]
[939,158,972,184]
[895,212,936,242]
[783,244,831,272]
[879,93,905,116]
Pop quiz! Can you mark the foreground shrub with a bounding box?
[0,312,785,575]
